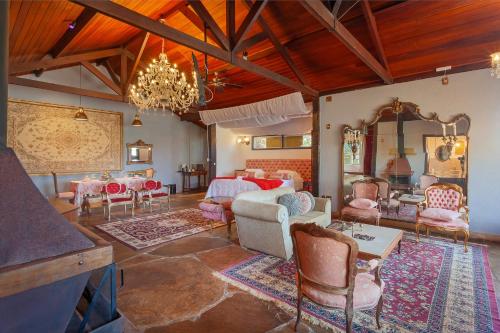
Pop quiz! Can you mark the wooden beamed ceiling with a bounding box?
[8,0,500,122]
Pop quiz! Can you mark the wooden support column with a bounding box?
[0,0,8,147]
[207,124,217,182]
[311,97,320,196]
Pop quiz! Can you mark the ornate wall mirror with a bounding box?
[127,139,153,165]
[342,98,470,222]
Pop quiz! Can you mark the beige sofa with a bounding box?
[231,187,331,260]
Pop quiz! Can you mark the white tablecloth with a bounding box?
[70,177,147,208]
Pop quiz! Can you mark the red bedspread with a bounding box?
[213,176,283,190]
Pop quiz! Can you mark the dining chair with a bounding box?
[341,179,381,225]
[416,183,469,251]
[51,171,75,203]
[374,178,400,215]
[142,180,170,212]
[102,182,135,221]
[290,223,384,332]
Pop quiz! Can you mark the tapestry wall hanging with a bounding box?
[7,99,123,174]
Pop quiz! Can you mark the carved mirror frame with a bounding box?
[341,98,470,206]
[127,139,153,165]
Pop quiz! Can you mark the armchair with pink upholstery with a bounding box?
[375,178,400,215]
[341,180,381,225]
[414,175,438,195]
[102,182,135,221]
[416,183,469,251]
[290,223,384,333]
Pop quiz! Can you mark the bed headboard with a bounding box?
[246,159,311,180]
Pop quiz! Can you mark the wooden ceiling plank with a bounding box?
[8,76,123,102]
[235,32,268,52]
[10,48,124,75]
[125,31,150,91]
[178,6,224,49]
[226,0,236,49]
[81,60,121,95]
[233,0,268,52]
[50,7,97,58]
[300,0,393,84]
[187,0,229,50]
[70,0,317,96]
[360,0,390,72]
[244,0,308,85]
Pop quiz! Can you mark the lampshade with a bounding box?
[74,107,88,121]
[131,114,143,127]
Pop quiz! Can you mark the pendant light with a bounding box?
[131,113,143,127]
[74,64,88,121]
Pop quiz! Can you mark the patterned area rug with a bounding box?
[96,208,225,250]
[215,234,500,332]
[381,205,417,222]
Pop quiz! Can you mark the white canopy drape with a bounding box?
[199,92,309,128]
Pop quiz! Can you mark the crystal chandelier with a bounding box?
[491,52,500,79]
[129,40,199,114]
[344,128,361,156]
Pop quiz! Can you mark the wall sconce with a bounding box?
[237,136,250,145]
[491,52,500,78]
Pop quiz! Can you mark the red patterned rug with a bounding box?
[96,208,225,250]
[215,233,500,332]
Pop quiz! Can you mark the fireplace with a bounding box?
[384,116,413,190]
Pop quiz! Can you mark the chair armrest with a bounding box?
[313,197,331,214]
[357,259,380,273]
[232,199,288,223]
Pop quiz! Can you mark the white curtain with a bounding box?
[199,92,308,127]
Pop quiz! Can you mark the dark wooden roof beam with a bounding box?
[49,8,97,58]
[226,0,236,49]
[360,0,391,72]
[125,31,150,92]
[234,32,267,53]
[300,0,393,84]
[81,61,121,95]
[9,48,124,75]
[232,0,268,52]
[69,0,318,96]
[332,0,342,17]
[101,59,121,87]
[187,1,229,50]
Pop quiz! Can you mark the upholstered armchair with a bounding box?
[414,175,438,195]
[290,223,384,333]
[375,178,400,215]
[102,182,135,221]
[141,180,170,212]
[416,183,469,251]
[341,180,381,225]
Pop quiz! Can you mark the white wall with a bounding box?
[8,66,207,196]
[320,69,500,234]
[216,124,311,177]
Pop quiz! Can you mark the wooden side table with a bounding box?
[179,170,207,192]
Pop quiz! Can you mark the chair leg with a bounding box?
[294,293,303,331]
[150,200,153,213]
[376,295,384,329]
[108,206,111,221]
[454,231,458,243]
[464,230,469,253]
[345,303,354,333]
[132,203,135,217]
[426,227,430,237]
[415,224,420,242]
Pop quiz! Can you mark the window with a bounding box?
[252,134,312,150]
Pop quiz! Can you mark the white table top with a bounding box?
[330,221,403,260]
[399,194,425,203]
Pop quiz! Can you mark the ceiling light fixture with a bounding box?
[129,33,199,115]
[74,64,88,121]
[131,113,143,127]
[436,66,451,85]
[242,50,249,61]
[490,52,500,78]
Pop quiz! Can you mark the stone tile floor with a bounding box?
[75,192,500,333]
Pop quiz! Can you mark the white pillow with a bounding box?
[420,208,461,222]
[349,198,378,210]
[245,169,265,178]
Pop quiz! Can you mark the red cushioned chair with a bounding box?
[102,182,135,221]
[142,180,170,212]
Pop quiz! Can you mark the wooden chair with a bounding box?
[102,182,135,221]
[51,171,75,203]
[341,179,381,225]
[141,180,170,212]
[374,178,400,215]
[290,223,384,332]
[416,183,469,251]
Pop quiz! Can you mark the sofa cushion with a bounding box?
[420,207,461,221]
[278,193,301,216]
[349,198,378,210]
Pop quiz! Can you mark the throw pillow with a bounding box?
[300,191,315,210]
[420,207,461,221]
[278,192,313,216]
[268,172,284,179]
[349,198,378,210]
